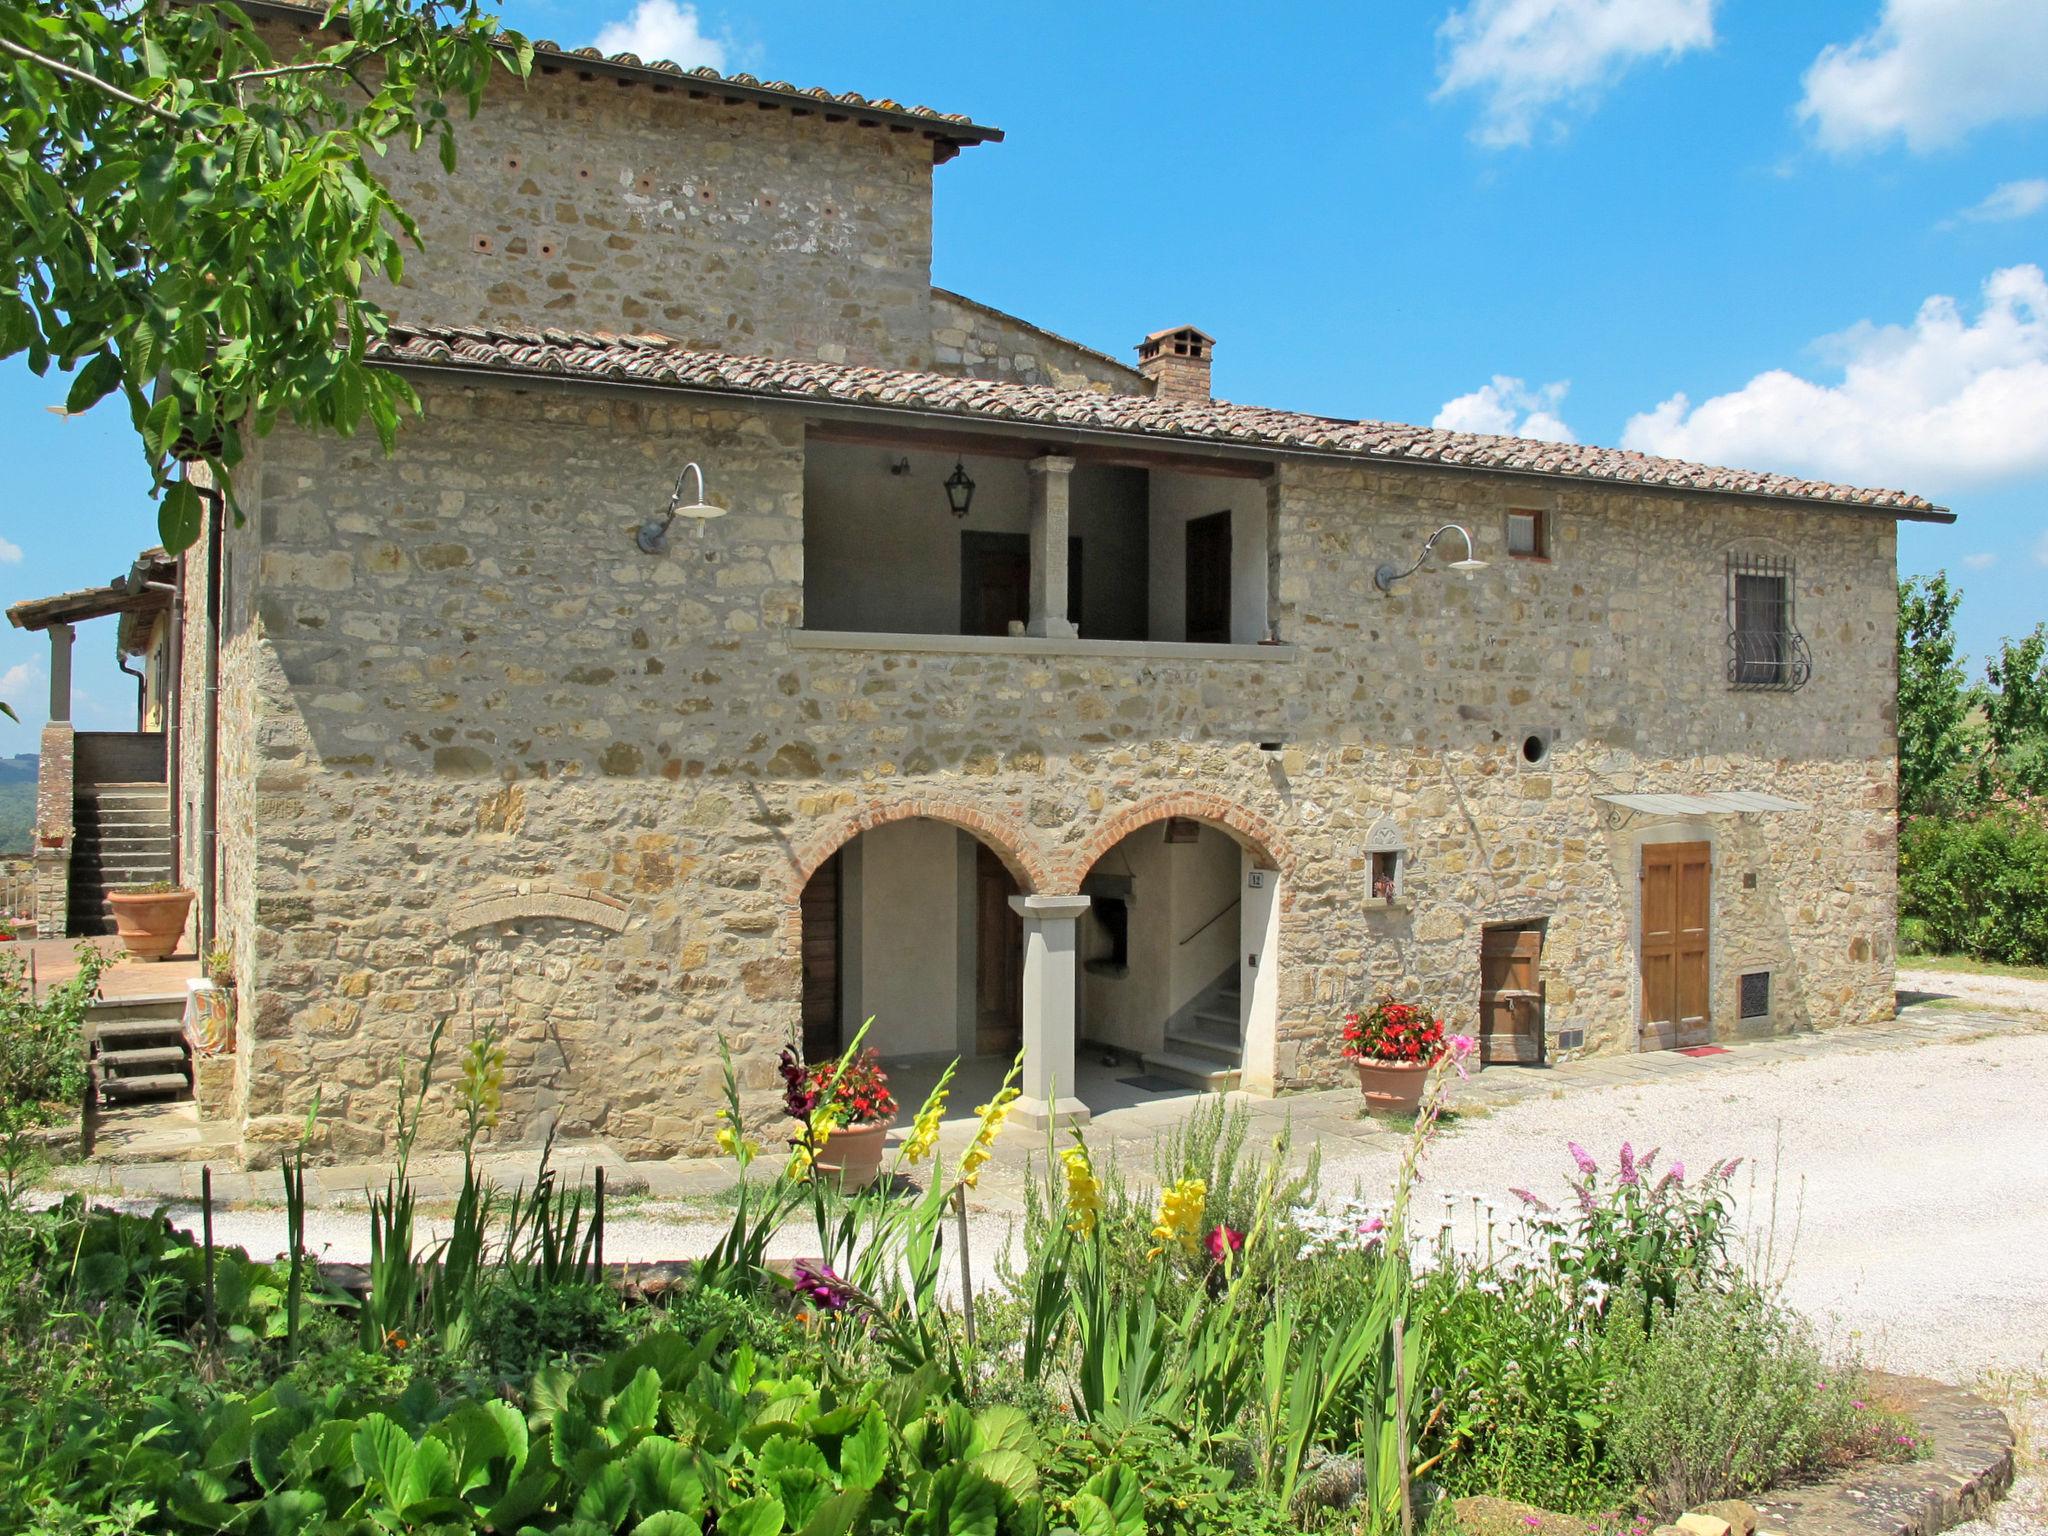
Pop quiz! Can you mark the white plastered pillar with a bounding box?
[1025,455,1079,639]
[1239,857,1282,1095]
[1009,893,1092,1128]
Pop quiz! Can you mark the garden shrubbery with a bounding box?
[0,942,110,1130]
[0,1027,1912,1534]
[1899,808,2048,965]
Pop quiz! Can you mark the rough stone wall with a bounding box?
[173,479,266,1111]
[32,722,72,930]
[357,60,941,367]
[929,290,1150,394]
[220,378,1899,1163]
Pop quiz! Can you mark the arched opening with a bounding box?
[798,817,1027,1075]
[1075,811,1283,1095]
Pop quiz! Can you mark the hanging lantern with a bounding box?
[943,459,975,519]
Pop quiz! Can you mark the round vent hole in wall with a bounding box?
[1521,731,1551,766]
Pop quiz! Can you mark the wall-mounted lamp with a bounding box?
[944,459,976,519]
[1373,523,1486,593]
[636,462,725,554]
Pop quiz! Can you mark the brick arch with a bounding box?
[1058,791,1294,895]
[774,798,1054,1004]
[787,797,1052,900]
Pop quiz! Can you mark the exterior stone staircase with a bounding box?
[1143,968,1242,1091]
[68,783,174,936]
[88,993,193,1105]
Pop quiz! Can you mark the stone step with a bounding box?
[99,1044,189,1072]
[1189,1007,1240,1036]
[91,1002,190,1038]
[96,1071,191,1102]
[1163,1030,1241,1067]
[1140,1049,1240,1093]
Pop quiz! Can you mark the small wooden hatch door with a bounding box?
[1479,924,1544,1064]
[1640,840,1711,1050]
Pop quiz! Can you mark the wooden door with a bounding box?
[1478,925,1543,1064]
[800,852,841,1062]
[960,532,1083,636]
[1185,511,1232,644]
[1640,841,1711,1049]
[974,843,1023,1056]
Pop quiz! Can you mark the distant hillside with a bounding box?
[0,781,32,854]
[0,754,35,786]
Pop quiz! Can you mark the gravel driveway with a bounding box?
[1899,967,2048,1017]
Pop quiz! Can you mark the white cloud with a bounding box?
[0,535,20,564]
[1950,178,2048,226]
[1622,265,2048,491]
[1961,552,1998,571]
[1435,375,1578,442]
[1799,0,2048,154]
[1435,0,1717,148]
[592,1,726,69]
[0,660,40,696]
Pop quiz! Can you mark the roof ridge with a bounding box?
[370,324,1949,518]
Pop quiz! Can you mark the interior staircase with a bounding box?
[68,782,174,936]
[1143,967,1243,1092]
[88,994,194,1106]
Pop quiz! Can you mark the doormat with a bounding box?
[1117,1074,1187,1094]
[1677,1045,1729,1057]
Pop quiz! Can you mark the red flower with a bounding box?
[1340,994,1451,1063]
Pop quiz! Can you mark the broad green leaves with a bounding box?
[0,1,530,550]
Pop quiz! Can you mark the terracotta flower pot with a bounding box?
[108,889,194,962]
[1353,1056,1432,1115]
[815,1119,891,1191]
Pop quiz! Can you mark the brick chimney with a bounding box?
[1137,325,1214,403]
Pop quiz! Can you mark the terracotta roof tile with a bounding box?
[370,325,1948,518]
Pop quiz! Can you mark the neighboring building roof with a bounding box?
[372,324,1952,519]
[930,288,1149,386]
[6,550,172,634]
[230,0,1003,163]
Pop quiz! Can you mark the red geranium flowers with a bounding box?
[1342,996,1448,1064]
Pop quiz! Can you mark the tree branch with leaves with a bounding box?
[0,0,531,552]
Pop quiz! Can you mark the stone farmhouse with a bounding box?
[8,5,1952,1164]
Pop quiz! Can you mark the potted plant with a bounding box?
[1344,995,1448,1115]
[0,918,15,943]
[792,1046,898,1191]
[194,941,237,1054]
[107,881,195,962]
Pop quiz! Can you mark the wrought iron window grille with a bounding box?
[1725,553,1811,691]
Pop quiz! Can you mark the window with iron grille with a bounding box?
[1726,554,1811,690]
[1739,970,1772,1019]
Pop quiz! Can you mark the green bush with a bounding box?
[1605,1281,1909,1516]
[0,943,111,1128]
[1899,810,2048,965]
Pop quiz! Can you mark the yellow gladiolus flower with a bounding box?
[958,1084,1018,1188]
[902,1089,948,1164]
[1060,1144,1102,1237]
[1146,1177,1207,1259]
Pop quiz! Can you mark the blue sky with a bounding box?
[4,0,2046,754]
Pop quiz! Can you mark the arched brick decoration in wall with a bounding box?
[776,797,1055,977]
[447,881,631,936]
[1059,791,1295,900]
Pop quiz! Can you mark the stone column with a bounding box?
[1008,893,1091,1128]
[46,622,73,723]
[1025,455,1078,639]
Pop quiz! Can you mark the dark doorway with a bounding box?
[1184,511,1232,643]
[800,851,842,1061]
[960,531,1082,636]
[974,843,1023,1056]
[1640,841,1711,1049]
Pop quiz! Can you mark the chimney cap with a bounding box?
[1138,325,1214,360]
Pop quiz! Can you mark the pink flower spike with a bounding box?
[1668,1159,1684,1185]
[1618,1142,1638,1185]
[1568,1141,1597,1176]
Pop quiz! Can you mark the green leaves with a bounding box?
[0,0,531,550]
